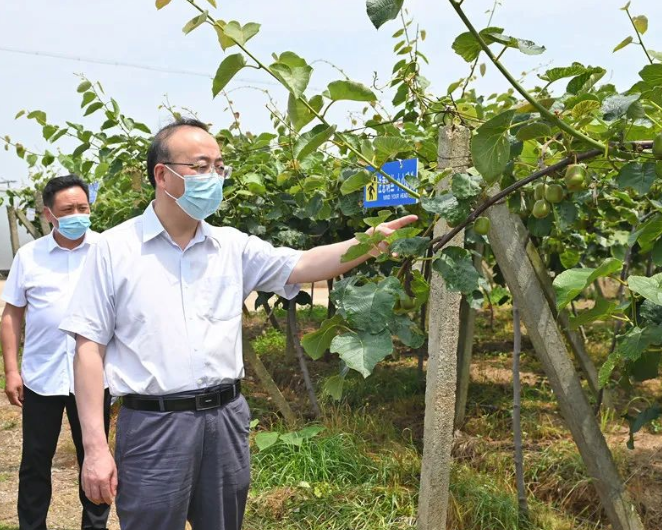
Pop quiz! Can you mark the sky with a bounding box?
[0,0,661,266]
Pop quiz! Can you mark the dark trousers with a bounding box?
[18,386,111,530]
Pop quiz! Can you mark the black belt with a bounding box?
[122,381,241,412]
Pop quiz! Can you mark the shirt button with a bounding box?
[197,378,204,385]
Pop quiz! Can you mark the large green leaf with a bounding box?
[212,54,246,97]
[270,61,313,98]
[515,122,552,141]
[627,404,661,449]
[366,0,405,29]
[420,194,471,226]
[389,315,425,348]
[293,124,336,160]
[373,136,410,159]
[553,258,623,310]
[471,110,515,182]
[452,27,544,63]
[432,246,481,295]
[330,330,393,378]
[342,281,399,334]
[639,63,662,87]
[615,162,656,195]
[616,325,662,361]
[602,94,640,121]
[254,431,280,451]
[634,214,662,251]
[451,173,482,199]
[568,298,618,330]
[326,80,376,102]
[287,94,323,132]
[301,315,345,360]
[628,273,662,305]
[216,21,260,49]
[540,62,592,83]
[340,169,372,195]
[389,237,430,257]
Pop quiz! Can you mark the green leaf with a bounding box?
[330,329,393,378]
[627,405,661,449]
[420,194,471,225]
[341,242,373,262]
[451,173,482,199]
[616,325,662,361]
[83,102,103,116]
[270,62,313,98]
[539,62,590,82]
[212,53,246,97]
[366,0,405,30]
[372,136,411,159]
[76,80,92,93]
[634,214,662,251]
[340,169,372,195]
[553,258,623,310]
[628,273,662,305]
[389,315,425,348]
[27,110,47,124]
[205,0,217,7]
[323,375,345,401]
[452,27,503,62]
[389,237,430,257]
[72,142,90,157]
[155,0,172,8]
[342,281,398,334]
[301,315,345,360]
[598,352,619,388]
[326,80,376,102]
[432,246,481,295]
[80,92,96,108]
[613,36,633,53]
[515,122,552,141]
[628,351,660,382]
[182,11,208,34]
[639,64,662,87]
[633,15,648,35]
[602,94,640,121]
[255,431,280,451]
[287,94,323,132]
[571,99,601,119]
[653,239,662,266]
[293,124,336,160]
[219,21,260,47]
[568,298,618,330]
[615,162,656,195]
[471,110,515,182]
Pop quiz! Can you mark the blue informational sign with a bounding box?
[89,182,100,204]
[364,158,418,209]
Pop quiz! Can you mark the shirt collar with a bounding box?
[142,201,216,246]
[47,229,96,252]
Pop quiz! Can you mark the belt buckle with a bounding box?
[195,391,221,411]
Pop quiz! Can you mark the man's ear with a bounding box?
[44,207,57,226]
[154,164,168,190]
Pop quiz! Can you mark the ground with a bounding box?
[0,298,661,529]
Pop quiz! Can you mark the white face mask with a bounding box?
[164,166,225,221]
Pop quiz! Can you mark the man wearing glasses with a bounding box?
[60,118,416,530]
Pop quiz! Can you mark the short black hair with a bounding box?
[146,117,209,188]
[42,175,89,208]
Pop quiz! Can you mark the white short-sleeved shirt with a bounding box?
[60,202,302,396]
[2,230,100,396]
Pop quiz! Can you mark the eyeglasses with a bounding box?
[162,161,233,179]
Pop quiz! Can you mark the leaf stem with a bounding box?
[625,8,653,65]
[448,0,607,153]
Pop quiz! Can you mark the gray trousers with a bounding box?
[114,394,251,530]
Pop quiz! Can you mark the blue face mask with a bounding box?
[165,166,224,221]
[56,214,91,240]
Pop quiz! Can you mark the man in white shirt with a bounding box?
[2,175,111,530]
[60,118,416,530]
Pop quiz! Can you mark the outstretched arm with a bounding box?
[288,215,418,285]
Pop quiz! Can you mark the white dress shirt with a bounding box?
[2,230,100,396]
[60,202,302,396]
